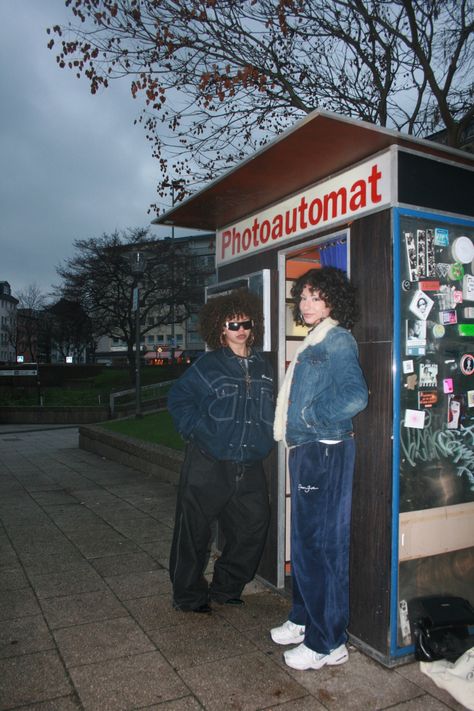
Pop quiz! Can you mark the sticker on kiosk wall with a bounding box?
[439,310,458,326]
[434,228,449,247]
[418,391,438,408]
[460,354,474,376]
[404,409,426,429]
[409,290,434,320]
[447,395,462,429]
[448,262,464,281]
[443,378,454,393]
[402,360,414,375]
[451,236,474,264]
[462,274,474,301]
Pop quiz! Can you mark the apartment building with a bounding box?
[0,282,18,363]
[95,232,216,364]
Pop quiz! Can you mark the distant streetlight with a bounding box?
[130,251,147,418]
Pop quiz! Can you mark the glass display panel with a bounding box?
[396,212,474,649]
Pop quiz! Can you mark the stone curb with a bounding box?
[79,423,183,485]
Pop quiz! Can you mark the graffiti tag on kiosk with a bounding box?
[400,410,474,487]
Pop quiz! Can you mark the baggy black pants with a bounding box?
[169,442,270,610]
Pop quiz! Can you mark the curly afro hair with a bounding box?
[291,267,358,329]
[199,288,264,350]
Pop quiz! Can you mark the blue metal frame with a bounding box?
[390,207,474,660]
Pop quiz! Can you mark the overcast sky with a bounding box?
[0,0,187,298]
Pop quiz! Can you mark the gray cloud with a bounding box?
[0,0,175,297]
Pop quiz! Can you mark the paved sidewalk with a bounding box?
[0,426,465,711]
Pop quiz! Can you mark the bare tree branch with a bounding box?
[47,0,473,207]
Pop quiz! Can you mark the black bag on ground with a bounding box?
[408,595,474,662]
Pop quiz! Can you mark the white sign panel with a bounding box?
[217,151,393,265]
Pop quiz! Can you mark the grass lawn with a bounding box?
[100,410,185,451]
[0,366,185,407]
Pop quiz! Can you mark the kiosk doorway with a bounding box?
[276,232,349,587]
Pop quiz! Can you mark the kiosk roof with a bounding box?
[153,110,473,232]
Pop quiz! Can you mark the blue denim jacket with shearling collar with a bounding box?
[285,325,368,446]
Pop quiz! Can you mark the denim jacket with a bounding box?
[167,347,275,462]
[282,321,368,446]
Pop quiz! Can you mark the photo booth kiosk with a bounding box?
[155,111,474,666]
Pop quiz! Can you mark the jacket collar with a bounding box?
[303,317,339,348]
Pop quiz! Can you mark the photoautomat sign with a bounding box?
[217,151,393,265]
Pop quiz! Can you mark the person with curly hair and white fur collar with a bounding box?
[271,267,368,671]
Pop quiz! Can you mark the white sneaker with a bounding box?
[284,642,348,670]
[270,620,305,645]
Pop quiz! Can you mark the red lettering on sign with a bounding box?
[272,214,283,239]
[349,179,366,210]
[222,230,232,260]
[309,198,322,225]
[242,228,252,251]
[324,188,347,221]
[368,163,382,203]
[260,220,271,243]
[219,160,386,262]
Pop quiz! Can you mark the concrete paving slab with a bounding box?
[179,650,307,711]
[109,519,174,543]
[10,697,82,711]
[40,590,128,630]
[149,615,258,670]
[65,535,142,560]
[0,587,42,621]
[122,593,178,632]
[68,651,188,711]
[29,491,81,506]
[253,697,326,711]
[53,616,156,668]
[28,563,107,599]
[105,568,171,601]
[282,647,424,710]
[138,540,176,564]
[387,697,463,710]
[89,550,162,577]
[17,551,90,575]
[40,504,105,531]
[0,650,73,709]
[0,566,29,591]
[0,615,55,658]
[0,540,20,569]
[139,699,207,711]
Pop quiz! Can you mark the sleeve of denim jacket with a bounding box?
[311,330,368,424]
[166,364,207,440]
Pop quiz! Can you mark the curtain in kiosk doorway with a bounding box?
[320,239,347,272]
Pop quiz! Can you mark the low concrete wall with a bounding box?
[0,406,110,425]
[79,424,183,486]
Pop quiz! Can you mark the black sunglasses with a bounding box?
[225,319,254,331]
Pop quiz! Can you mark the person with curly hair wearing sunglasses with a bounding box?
[167,288,275,613]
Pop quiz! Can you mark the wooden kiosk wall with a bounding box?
[349,209,394,659]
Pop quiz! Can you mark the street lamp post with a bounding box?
[130,251,147,418]
[170,183,176,365]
